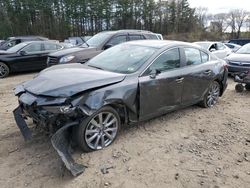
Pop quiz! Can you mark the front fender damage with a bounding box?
[51,122,86,176]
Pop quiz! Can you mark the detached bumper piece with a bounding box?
[13,106,32,140]
[51,122,86,176]
[13,106,85,176]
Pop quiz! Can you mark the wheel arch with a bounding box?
[214,78,224,96]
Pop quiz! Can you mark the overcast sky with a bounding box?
[188,0,250,14]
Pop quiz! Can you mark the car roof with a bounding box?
[7,36,48,40]
[194,41,220,44]
[125,40,200,49]
[20,41,60,45]
[98,29,153,35]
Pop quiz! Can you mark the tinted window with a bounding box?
[129,35,143,41]
[23,43,43,53]
[184,48,202,65]
[200,51,209,63]
[108,35,127,45]
[148,48,180,73]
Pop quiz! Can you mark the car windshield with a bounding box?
[86,43,157,74]
[6,42,28,53]
[236,44,250,54]
[82,32,112,47]
[194,42,210,50]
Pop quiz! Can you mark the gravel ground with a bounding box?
[0,72,249,188]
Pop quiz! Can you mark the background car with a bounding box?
[194,41,232,59]
[228,39,250,46]
[47,29,161,67]
[14,40,228,175]
[0,36,49,50]
[225,43,250,73]
[224,43,241,52]
[0,41,64,78]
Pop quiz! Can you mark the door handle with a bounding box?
[175,77,184,83]
[204,70,212,74]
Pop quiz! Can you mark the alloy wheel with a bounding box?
[0,63,8,78]
[206,82,220,107]
[84,112,118,150]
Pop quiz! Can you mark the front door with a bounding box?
[139,48,184,121]
[13,42,47,71]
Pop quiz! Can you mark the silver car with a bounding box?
[194,41,232,59]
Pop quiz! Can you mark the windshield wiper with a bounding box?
[87,65,104,70]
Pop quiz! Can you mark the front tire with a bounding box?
[76,106,120,152]
[200,81,220,108]
[0,62,9,78]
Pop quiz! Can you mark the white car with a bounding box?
[194,41,231,59]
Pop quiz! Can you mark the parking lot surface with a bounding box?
[0,73,249,188]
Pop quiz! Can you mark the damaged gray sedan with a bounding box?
[13,40,228,176]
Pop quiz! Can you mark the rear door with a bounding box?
[139,48,184,120]
[181,47,214,106]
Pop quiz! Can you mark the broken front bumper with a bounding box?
[13,105,86,176]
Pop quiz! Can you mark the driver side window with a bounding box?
[22,43,43,53]
[147,48,180,74]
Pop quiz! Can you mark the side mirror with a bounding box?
[149,69,161,79]
[103,44,113,50]
[19,51,27,56]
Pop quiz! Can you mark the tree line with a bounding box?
[0,0,249,41]
[0,0,200,39]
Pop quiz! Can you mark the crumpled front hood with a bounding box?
[226,53,250,63]
[22,64,126,97]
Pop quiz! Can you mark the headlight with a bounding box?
[59,55,75,63]
[43,105,75,114]
[60,105,75,114]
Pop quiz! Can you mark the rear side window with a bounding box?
[184,48,202,65]
[44,43,58,51]
[145,34,159,40]
[129,35,144,41]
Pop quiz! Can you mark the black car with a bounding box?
[0,41,64,78]
[225,43,250,73]
[228,39,250,46]
[47,30,160,67]
[0,36,48,50]
[14,40,228,176]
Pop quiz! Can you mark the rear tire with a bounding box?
[200,81,220,108]
[235,84,244,92]
[0,62,9,78]
[75,106,121,152]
